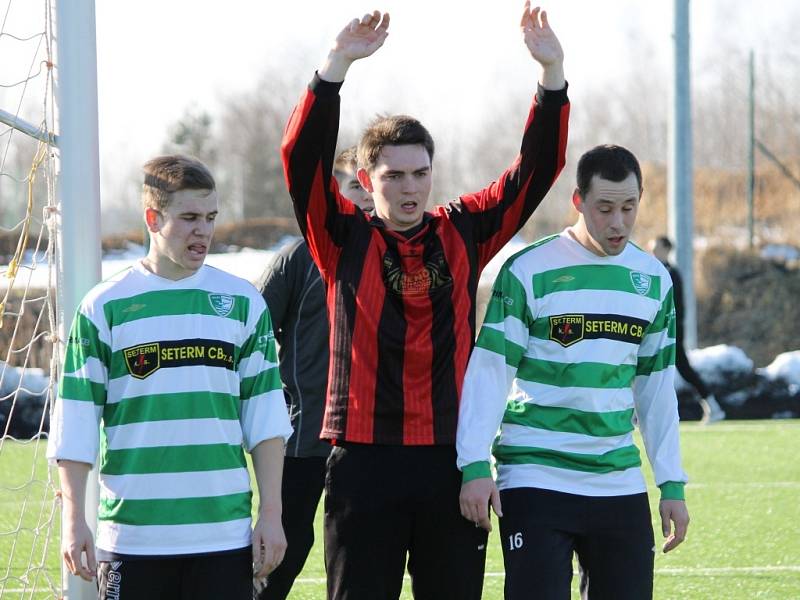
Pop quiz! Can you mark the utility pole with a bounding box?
[668,0,697,349]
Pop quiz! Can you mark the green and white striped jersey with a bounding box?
[457,230,687,500]
[47,262,293,555]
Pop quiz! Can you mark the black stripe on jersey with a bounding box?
[373,236,406,444]
[327,227,373,437]
[426,231,459,444]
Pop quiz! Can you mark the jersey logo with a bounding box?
[124,343,161,379]
[549,314,585,347]
[630,272,652,296]
[552,274,575,283]
[208,293,235,317]
[122,303,146,313]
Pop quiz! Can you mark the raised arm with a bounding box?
[319,11,390,82]
[281,12,388,274]
[460,4,569,269]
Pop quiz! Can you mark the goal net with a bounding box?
[0,1,62,597]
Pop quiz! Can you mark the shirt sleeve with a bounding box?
[459,84,570,270]
[46,306,110,465]
[456,263,532,482]
[281,74,369,276]
[238,297,293,451]
[633,280,689,500]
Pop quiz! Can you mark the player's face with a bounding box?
[335,168,374,214]
[146,188,218,279]
[573,173,641,256]
[359,144,432,231]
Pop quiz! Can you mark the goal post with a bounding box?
[54,0,102,599]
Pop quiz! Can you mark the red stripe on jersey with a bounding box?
[437,220,474,400]
[400,250,435,445]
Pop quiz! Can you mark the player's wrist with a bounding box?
[658,481,686,501]
[461,461,492,483]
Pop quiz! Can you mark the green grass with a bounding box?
[2,421,799,599]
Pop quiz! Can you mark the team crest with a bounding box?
[549,314,585,347]
[123,343,161,379]
[208,293,235,317]
[629,272,652,296]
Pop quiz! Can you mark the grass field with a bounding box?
[2,420,799,599]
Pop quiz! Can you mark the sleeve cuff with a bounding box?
[311,72,344,97]
[535,81,569,107]
[461,461,492,483]
[658,481,686,501]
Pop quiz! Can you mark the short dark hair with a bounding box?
[357,115,434,173]
[576,144,642,197]
[334,146,358,177]
[142,155,215,210]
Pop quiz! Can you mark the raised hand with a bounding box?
[320,11,390,82]
[520,3,565,90]
[333,11,390,61]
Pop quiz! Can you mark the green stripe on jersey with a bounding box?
[503,401,635,437]
[101,443,246,475]
[636,343,676,375]
[475,327,527,367]
[517,358,636,389]
[532,264,661,300]
[103,289,250,327]
[98,491,251,525]
[103,392,240,427]
[59,375,106,405]
[64,312,111,372]
[494,442,642,474]
[240,366,280,401]
[483,268,531,326]
[240,310,276,363]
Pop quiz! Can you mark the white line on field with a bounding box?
[681,423,800,432]
[5,566,800,592]
[283,565,800,584]
[687,481,800,488]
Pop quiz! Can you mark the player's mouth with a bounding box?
[400,201,418,213]
[187,243,207,259]
[607,235,625,246]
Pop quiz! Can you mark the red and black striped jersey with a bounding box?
[281,74,569,446]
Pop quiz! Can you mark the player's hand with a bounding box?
[659,499,689,553]
[252,510,287,578]
[520,2,564,68]
[459,477,503,532]
[61,517,96,581]
[331,11,390,63]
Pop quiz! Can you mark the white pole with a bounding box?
[55,1,101,599]
[668,0,697,349]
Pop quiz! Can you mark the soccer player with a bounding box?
[280,4,569,598]
[650,235,725,423]
[47,155,293,599]
[457,145,690,600]
[257,147,372,599]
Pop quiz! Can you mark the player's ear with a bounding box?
[144,207,161,233]
[357,168,374,193]
[571,188,584,212]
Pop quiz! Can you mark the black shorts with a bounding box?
[96,547,252,600]
[499,487,655,600]
[324,443,487,600]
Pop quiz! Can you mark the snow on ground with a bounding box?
[759,351,800,390]
[1,246,276,291]
[0,362,49,397]
[687,344,754,386]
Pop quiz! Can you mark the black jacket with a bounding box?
[260,237,331,457]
